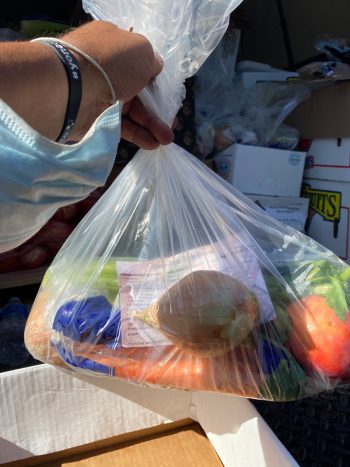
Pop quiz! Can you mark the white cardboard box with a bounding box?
[214,144,306,197]
[302,178,350,263]
[236,62,299,89]
[0,364,298,466]
[246,195,310,232]
[304,138,350,182]
[239,71,299,89]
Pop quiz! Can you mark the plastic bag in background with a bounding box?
[25,0,350,402]
[297,36,350,82]
[298,61,350,81]
[240,82,308,147]
[196,77,309,158]
[195,84,248,157]
[194,22,242,158]
[195,67,243,158]
[316,36,350,65]
[267,124,300,151]
[193,35,309,158]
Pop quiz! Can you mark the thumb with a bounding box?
[151,52,164,80]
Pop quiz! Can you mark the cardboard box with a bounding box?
[6,421,222,467]
[0,365,298,466]
[304,138,350,182]
[213,144,306,197]
[239,71,299,89]
[288,81,350,139]
[302,179,350,263]
[246,195,310,232]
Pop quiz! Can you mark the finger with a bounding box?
[128,98,174,145]
[152,52,163,78]
[122,118,160,150]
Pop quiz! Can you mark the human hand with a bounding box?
[121,97,174,150]
[0,20,174,146]
[62,20,174,147]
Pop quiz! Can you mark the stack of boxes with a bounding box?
[211,77,350,249]
[288,81,350,264]
[302,139,350,263]
[195,23,310,233]
[213,143,310,232]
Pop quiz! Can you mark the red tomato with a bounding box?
[288,294,350,378]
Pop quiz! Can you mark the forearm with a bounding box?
[0,40,110,141]
[0,42,69,140]
[0,21,172,148]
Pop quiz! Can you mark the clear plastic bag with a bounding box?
[298,61,350,81]
[267,124,300,150]
[25,0,350,402]
[196,79,309,156]
[316,36,350,65]
[296,36,350,82]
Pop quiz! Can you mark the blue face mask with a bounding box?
[0,99,121,252]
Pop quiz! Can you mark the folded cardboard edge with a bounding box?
[0,364,191,463]
[191,392,299,467]
[288,81,350,139]
[1,361,298,466]
[1,418,195,467]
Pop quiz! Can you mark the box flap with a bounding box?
[288,81,350,139]
[9,423,222,467]
[1,364,299,466]
[0,365,190,464]
[191,392,298,467]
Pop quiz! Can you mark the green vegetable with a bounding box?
[262,271,294,343]
[42,258,120,303]
[260,344,306,401]
[294,260,350,322]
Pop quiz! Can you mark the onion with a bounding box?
[134,270,258,357]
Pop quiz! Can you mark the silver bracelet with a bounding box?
[32,37,117,104]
